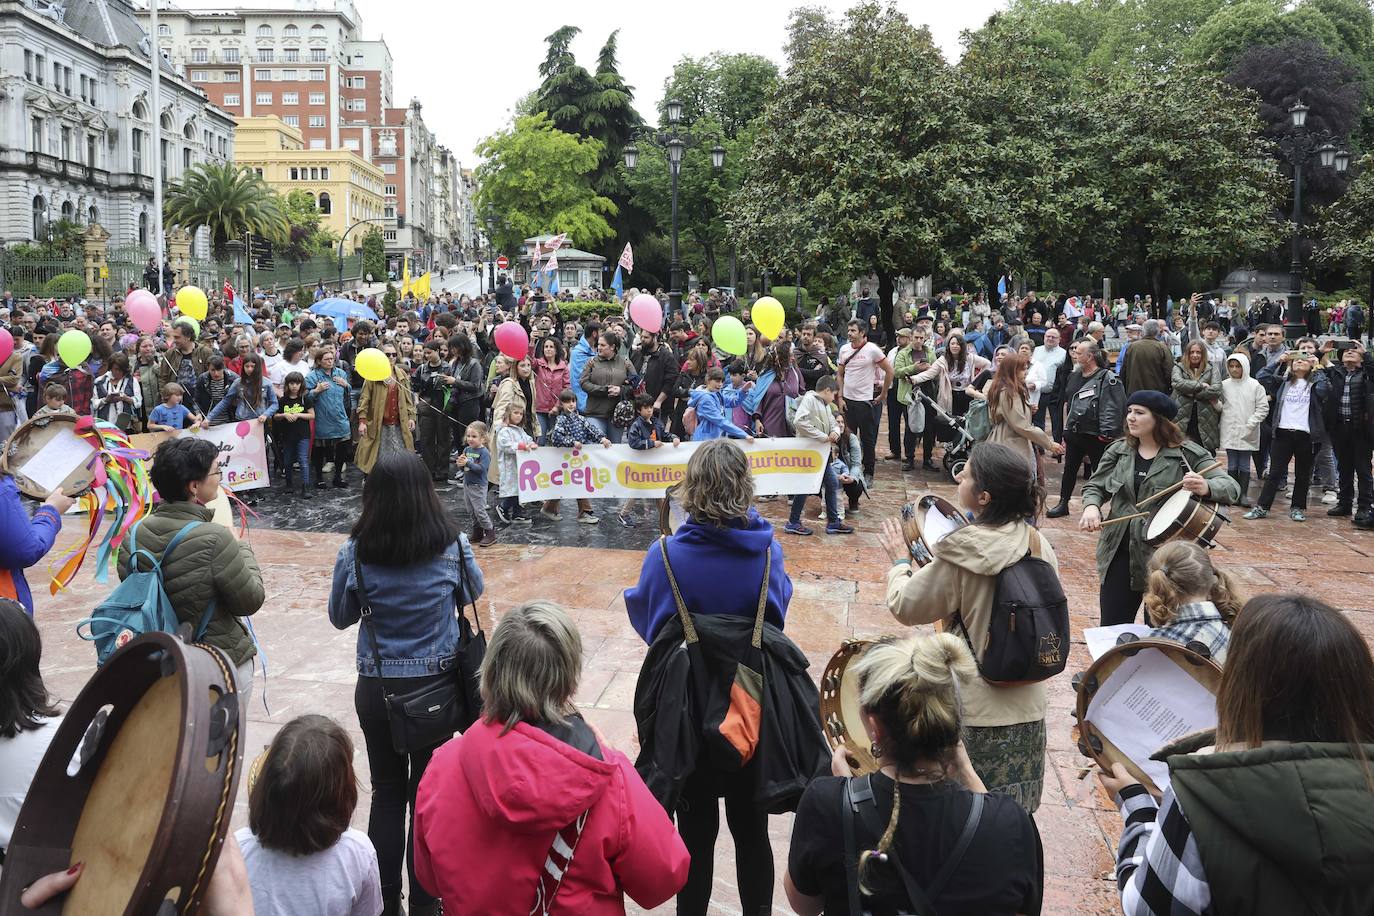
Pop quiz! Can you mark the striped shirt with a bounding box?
[1116,784,1211,916]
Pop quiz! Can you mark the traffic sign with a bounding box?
[248,233,274,270]
[496,255,509,270]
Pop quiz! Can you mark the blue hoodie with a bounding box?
[0,476,62,614]
[569,336,597,411]
[625,507,793,643]
[687,385,749,441]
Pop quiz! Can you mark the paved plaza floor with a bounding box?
[28,447,1374,915]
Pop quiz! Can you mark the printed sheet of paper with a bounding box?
[1084,624,1153,660]
[16,427,96,494]
[1085,647,1217,791]
[923,503,960,546]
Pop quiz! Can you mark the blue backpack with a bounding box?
[78,521,216,665]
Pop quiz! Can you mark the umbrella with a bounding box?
[310,298,377,323]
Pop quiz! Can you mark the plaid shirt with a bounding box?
[1150,601,1230,664]
[1116,784,1210,916]
[1342,372,1355,421]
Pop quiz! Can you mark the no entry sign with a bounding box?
[496,255,509,269]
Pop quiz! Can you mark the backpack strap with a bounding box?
[657,536,698,645]
[841,778,864,916]
[352,547,391,693]
[751,547,771,650]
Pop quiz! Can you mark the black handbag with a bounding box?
[354,537,487,754]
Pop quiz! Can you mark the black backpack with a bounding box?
[955,529,1069,686]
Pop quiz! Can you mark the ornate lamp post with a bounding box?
[1279,100,1350,339]
[623,99,725,317]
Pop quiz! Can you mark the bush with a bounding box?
[44,272,84,296]
[555,300,619,322]
[763,286,816,327]
[382,282,398,315]
[295,285,310,309]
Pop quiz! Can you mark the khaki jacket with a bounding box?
[355,367,416,473]
[0,352,21,411]
[987,390,1055,466]
[885,521,1055,727]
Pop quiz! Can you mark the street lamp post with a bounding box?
[623,100,724,317]
[1279,100,1350,339]
[337,218,383,292]
[484,212,496,295]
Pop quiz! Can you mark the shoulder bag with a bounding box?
[354,537,487,754]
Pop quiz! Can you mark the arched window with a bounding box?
[32,195,45,239]
[88,206,99,226]
[132,100,148,121]
[60,200,73,222]
[157,23,171,36]
[161,112,174,131]
[310,24,325,38]
[284,24,299,38]
[318,191,331,214]
[184,122,195,140]
[256,24,272,38]
[138,212,148,247]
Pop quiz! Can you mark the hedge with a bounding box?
[44,273,84,296]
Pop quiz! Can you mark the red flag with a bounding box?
[223,279,236,303]
[618,243,634,273]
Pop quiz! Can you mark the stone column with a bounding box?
[167,226,192,287]
[83,222,110,302]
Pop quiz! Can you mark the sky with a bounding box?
[349,0,1010,168]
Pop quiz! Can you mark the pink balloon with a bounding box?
[629,294,664,334]
[493,321,529,360]
[126,289,161,334]
[0,328,12,366]
[235,420,251,438]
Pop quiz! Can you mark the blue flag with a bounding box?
[996,275,1007,297]
[610,266,623,297]
[549,270,559,295]
[232,294,254,326]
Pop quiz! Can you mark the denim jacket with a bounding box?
[327,535,485,677]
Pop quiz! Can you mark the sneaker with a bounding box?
[322,461,335,475]
[1329,504,1353,517]
[1322,490,1339,505]
[1045,503,1070,519]
[511,513,533,525]
[314,480,328,490]
[494,505,511,524]
[826,521,856,534]
[616,513,637,528]
[539,509,561,522]
[578,511,601,524]
[783,521,813,536]
[1354,513,1374,529]
[1243,507,1268,519]
[1290,508,1307,522]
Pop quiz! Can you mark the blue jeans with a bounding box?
[790,460,840,525]
[283,436,311,487]
[537,411,556,445]
[585,415,623,444]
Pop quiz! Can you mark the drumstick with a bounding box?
[1135,461,1224,509]
[1100,511,1149,527]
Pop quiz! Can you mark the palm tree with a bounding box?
[163,162,288,257]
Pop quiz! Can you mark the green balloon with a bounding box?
[57,329,92,368]
[712,315,747,356]
[174,316,201,339]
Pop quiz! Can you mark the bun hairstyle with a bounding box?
[1143,541,1242,629]
[853,633,978,892]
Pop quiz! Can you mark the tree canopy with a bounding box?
[163,162,287,257]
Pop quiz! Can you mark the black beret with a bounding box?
[1126,389,1178,420]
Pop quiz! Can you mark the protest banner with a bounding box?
[129,421,271,492]
[515,437,829,503]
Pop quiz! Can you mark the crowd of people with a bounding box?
[2,277,1374,916]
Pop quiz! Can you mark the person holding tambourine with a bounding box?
[1080,390,1239,627]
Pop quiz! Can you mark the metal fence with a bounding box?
[186,255,236,292]
[0,248,84,298]
[107,244,153,295]
[250,253,364,292]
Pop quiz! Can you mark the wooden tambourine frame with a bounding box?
[819,639,880,775]
[0,413,96,498]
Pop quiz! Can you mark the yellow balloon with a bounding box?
[752,296,785,339]
[177,285,208,321]
[355,347,392,382]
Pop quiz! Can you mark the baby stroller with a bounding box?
[912,389,975,483]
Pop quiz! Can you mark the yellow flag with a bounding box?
[401,257,411,297]
[413,272,431,301]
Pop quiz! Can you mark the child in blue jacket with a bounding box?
[687,368,753,442]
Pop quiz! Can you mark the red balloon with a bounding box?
[0,328,12,367]
[493,321,529,360]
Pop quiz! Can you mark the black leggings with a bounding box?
[1057,433,1108,507]
[1099,540,1143,626]
[311,437,349,482]
[1258,428,1313,510]
[675,765,773,916]
[355,675,446,905]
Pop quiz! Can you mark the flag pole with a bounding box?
[150,0,165,298]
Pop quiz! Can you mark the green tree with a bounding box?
[163,162,287,257]
[1317,152,1374,303]
[1092,62,1287,304]
[361,226,386,282]
[279,189,338,263]
[473,112,617,253]
[730,2,988,334]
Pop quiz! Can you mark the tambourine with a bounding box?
[0,629,246,915]
[1072,636,1222,797]
[899,493,969,566]
[1144,490,1229,549]
[0,413,97,499]
[658,483,689,536]
[819,639,879,775]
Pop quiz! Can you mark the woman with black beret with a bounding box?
[1079,391,1240,626]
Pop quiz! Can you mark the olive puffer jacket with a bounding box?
[117,500,265,665]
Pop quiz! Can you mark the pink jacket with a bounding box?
[532,358,571,414]
[414,719,689,914]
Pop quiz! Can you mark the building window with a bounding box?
[343,138,359,150]
[223,94,240,106]
[381,162,395,174]
[25,50,33,79]
[256,24,272,38]
[30,116,43,153]
[384,206,395,218]
[158,23,171,35]
[64,67,72,95]
[310,23,325,37]
[191,70,207,81]
[283,115,299,127]
[87,133,97,166]
[60,126,71,160]
[318,192,331,214]
[80,74,88,100]
[320,167,330,179]
[132,128,143,172]
[88,205,98,225]
[284,48,298,62]
[32,196,45,238]
[256,92,273,104]
[349,98,366,111]
[308,69,324,81]
[384,184,396,196]
[34,54,43,85]
[282,91,299,104]
[183,147,192,170]
[254,69,271,81]
[351,76,367,88]
[223,47,240,63]
[384,230,397,241]
[191,47,208,63]
[257,48,273,62]
[138,212,148,246]
[311,48,327,62]
[309,138,325,149]
[254,167,263,177]
[224,71,239,82]
[308,167,318,180]
[308,91,325,105]
[281,69,297,81]
[308,115,325,128]
[53,62,60,88]
[284,24,299,38]
[161,138,169,174]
